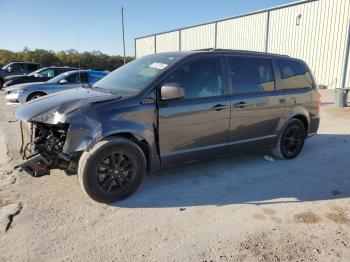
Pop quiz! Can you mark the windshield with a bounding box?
[1,63,12,70]
[92,53,185,95]
[47,71,77,83]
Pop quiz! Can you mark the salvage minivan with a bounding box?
[15,50,320,203]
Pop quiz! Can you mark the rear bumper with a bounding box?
[308,116,320,137]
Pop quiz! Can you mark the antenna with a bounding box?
[121,7,126,64]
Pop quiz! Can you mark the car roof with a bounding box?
[152,49,292,60]
[40,66,79,70]
[8,62,40,65]
[62,69,108,75]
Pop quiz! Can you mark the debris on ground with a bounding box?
[264,155,274,162]
[179,207,186,211]
[0,202,22,234]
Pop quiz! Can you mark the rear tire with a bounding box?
[272,119,306,160]
[78,137,147,203]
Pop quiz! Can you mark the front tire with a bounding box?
[272,119,306,160]
[27,92,46,101]
[78,137,147,203]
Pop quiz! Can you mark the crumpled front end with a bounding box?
[16,121,78,177]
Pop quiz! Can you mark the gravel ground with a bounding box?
[0,90,349,261]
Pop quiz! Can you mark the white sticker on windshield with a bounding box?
[149,62,168,70]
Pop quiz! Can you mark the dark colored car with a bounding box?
[0,62,40,89]
[3,66,78,88]
[15,50,320,203]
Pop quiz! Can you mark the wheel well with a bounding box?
[109,133,151,173]
[293,115,309,133]
[27,92,47,101]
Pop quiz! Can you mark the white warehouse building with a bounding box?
[135,0,350,90]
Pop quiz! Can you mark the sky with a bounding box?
[0,0,294,56]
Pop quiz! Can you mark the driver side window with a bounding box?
[166,58,223,99]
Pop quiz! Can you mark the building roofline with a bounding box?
[135,0,318,40]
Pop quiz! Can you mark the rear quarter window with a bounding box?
[277,59,313,89]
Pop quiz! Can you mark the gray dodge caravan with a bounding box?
[15,50,320,203]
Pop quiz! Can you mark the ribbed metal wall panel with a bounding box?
[135,0,350,89]
[268,0,350,89]
[181,23,216,51]
[155,31,180,53]
[135,36,155,58]
[217,12,268,52]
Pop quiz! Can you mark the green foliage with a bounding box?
[0,48,134,71]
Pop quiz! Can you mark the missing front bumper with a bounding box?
[14,153,52,177]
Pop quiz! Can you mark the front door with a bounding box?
[158,56,230,166]
[226,56,285,152]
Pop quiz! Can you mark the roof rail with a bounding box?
[194,48,290,57]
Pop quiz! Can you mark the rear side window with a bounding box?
[277,59,313,89]
[11,63,25,73]
[227,57,275,95]
[40,68,55,77]
[166,58,223,99]
[27,64,39,72]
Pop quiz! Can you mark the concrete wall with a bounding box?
[135,0,350,89]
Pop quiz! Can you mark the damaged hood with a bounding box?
[15,87,120,124]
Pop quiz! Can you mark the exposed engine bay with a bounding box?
[16,121,78,176]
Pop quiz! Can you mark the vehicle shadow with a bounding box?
[113,133,350,208]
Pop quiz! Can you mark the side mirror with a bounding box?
[160,83,185,101]
[59,79,68,85]
[7,67,12,73]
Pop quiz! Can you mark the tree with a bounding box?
[0,48,134,71]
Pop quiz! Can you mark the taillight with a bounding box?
[316,92,321,108]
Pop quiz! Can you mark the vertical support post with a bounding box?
[154,35,157,54]
[265,11,271,53]
[341,20,350,90]
[121,7,126,64]
[179,30,182,51]
[214,21,218,49]
[134,38,137,58]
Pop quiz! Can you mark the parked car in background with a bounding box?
[0,62,40,89]
[3,66,78,88]
[14,50,320,203]
[5,69,108,105]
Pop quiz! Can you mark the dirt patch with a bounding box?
[326,212,350,225]
[295,211,321,224]
[262,208,276,215]
[237,231,316,261]
[254,213,266,220]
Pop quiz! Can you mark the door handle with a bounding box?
[212,104,228,111]
[233,101,248,108]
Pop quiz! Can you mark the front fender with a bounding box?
[63,103,157,155]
